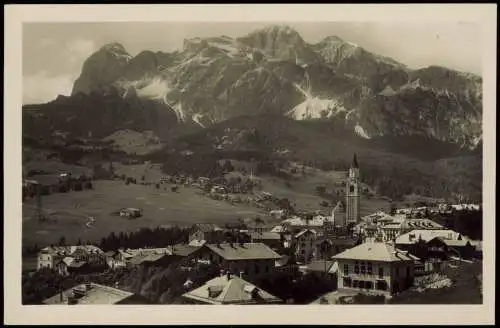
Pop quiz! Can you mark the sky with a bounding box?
[22,22,482,104]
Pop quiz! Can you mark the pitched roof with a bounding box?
[249,232,281,240]
[275,254,297,267]
[129,253,169,265]
[441,239,471,247]
[304,260,336,273]
[61,257,87,268]
[205,243,282,260]
[405,218,444,230]
[40,245,103,256]
[170,244,202,257]
[43,283,148,305]
[270,225,285,233]
[332,242,417,262]
[396,229,463,245]
[182,275,281,305]
[294,229,317,238]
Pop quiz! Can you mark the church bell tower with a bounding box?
[346,154,360,225]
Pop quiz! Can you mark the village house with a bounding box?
[188,224,225,246]
[37,245,104,271]
[181,271,282,305]
[103,251,127,270]
[43,282,151,305]
[395,229,468,272]
[274,254,299,276]
[293,229,318,263]
[301,260,338,281]
[120,247,173,267]
[196,243,282,281]
[315,236,360,260]
[243,217,269,234]
[248,231,282,251]
[56,257,88,276]
[332,243,419,297]
[119,208,142,219]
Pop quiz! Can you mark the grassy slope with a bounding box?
[22,180,266,247]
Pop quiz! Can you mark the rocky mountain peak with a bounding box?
[71,42,132,96]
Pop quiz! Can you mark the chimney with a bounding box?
[239,271,244,278]
[85,282,92,291]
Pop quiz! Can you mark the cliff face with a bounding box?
[44,25,482,150]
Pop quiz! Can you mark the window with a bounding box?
[366,281,373,290]
[343,277,352,287]
[301,249,305,255]
[350,185,355,193]
[360,261,366,274]
[358,280,365,289]
[367,262,373,275]
[343,264,349,275]
[376,280,387,291]
[378,267,384,278]
[354,261,360,274]
[353,280,359,288]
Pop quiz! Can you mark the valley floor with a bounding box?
[22,180,267,247]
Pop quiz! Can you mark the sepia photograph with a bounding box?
[4,4,496,326]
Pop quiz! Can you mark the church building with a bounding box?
[345,154,361,226]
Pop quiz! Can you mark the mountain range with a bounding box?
[23,24,483,202]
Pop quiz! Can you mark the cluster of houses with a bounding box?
[395,203,481,216]
[37,155,483,305]
[37,210,481,305]
[23,170,93,199]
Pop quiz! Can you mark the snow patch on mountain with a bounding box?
[354,124,371,139]
[192,113,206,128]
[169,100,186,123]
[135,77,170,100]
[288,82,347,120]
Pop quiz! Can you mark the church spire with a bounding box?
[352,153,359,168]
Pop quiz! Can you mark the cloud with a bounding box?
[23,39,96,104]
[39,38,56,48]
[65,39,96,64]
[23,71,74,105]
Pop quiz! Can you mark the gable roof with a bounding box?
[43,283,149,305]
[170,244,202,257]
[182,275,281,305]
[294,229,317,238]
[275,254,297,267]
[441,239,471,247]
[249,232,281,240]
[332,242,417,262]
[304,260,337,273]
[40,245,103,256]
[270,225,285,233]
[205,243,282,261]
[396,229,463,245]
[405,218,444,230]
